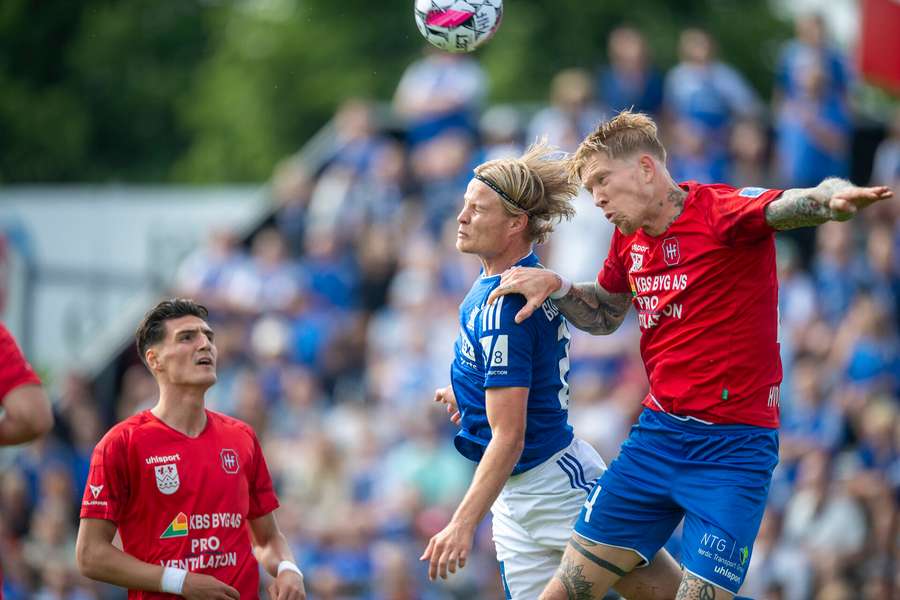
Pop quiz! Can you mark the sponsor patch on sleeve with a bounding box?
[737,187,768,198]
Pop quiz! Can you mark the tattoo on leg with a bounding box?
[675,573,718,600]
[555,557,594,600]
[567,539,628,578]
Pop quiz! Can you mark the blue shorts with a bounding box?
[574,408,778,594]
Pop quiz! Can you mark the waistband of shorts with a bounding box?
[642,407,777,436]
[505,438,583,489]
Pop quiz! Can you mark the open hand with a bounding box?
[829,185,892,221]
[420,520,475,581]
[486,266,562,323]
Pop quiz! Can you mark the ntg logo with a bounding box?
[700,532,728,553]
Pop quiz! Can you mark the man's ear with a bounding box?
[146,348,160,372]
[638,154,657,183]
[509,213,528,236]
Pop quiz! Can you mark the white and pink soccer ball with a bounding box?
[414,0,503,53]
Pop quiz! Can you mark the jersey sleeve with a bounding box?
[80,428,129,523]
[704,184,783,246]
[247,430,279,520]
[481,293,535,389]
[0,324,41,402]
[597,231,629,294]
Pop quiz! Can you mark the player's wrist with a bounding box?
[160,566,188,595]
[277,560,303,579]
[549,273,572,299]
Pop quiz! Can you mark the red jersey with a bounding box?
[598,182,784,428]
[0,323,41,599]
[80,409,279,599]
[0,323,41,402]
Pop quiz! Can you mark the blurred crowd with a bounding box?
[1,13,899,600]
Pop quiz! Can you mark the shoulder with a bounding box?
[0,323,16,349]
[207,410,259,440]
[97,411,152,451]
[0,324,29,369]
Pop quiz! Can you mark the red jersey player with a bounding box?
[0,322,53,445]
[488,111,892,599]
[0,323,54,598]
[76,299,306,600]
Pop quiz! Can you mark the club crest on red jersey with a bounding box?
[154,464,180,495]
[629,252,643,272]
[220,449,240,474]
[662,237,681,266]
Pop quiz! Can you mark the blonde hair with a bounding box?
[473,141,578,244]
[569,110,667,180]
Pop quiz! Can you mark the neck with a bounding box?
[151,385,208,437]
[643,182,687,237]
[480,244,532,277]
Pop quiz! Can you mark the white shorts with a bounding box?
[491,438,606,599]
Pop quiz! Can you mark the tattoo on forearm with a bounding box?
[556,282,630,335]
[556,557,595,600]
[675,573,718,600]
[765,177,852,230]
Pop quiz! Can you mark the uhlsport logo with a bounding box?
[160,512,189,539]
[154,464,180,495]
[221,449,240,474]
[662,237,680,266]
[89,484,103,499]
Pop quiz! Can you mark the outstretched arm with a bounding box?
[765,178,892,230]
[486,267,630,335]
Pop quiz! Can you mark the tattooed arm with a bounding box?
[765,178,893,231]
[555,282,631,335]
[486,268,631,334]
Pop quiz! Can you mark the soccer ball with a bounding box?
[414,0,503,53]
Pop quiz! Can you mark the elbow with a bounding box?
[76,539,100,579]
[493,428,525,456]
[31,401,54,438]
[584,318,623,336]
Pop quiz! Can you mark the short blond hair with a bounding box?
[473,141,577,244]
[569,110,667,180]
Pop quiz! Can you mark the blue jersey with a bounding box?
[450,252,574,475]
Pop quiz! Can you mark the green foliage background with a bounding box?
[0,0,790,183]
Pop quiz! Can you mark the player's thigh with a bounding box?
[614,548,681,600]
[493,501,564,599]
[539,533,644,600]
[574,467,683,567]
[498,549,563,600]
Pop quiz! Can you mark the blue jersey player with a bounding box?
[421,142,681,599]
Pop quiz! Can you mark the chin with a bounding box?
[456,239,476,254]
[617,222,638,236]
